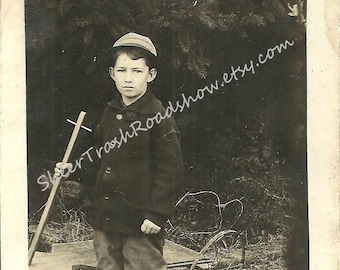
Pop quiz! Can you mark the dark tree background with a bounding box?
[26,0,307,269]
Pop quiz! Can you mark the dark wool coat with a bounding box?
[84,90,183,236]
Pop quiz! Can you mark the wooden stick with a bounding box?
[167,258,212,268]
[28,111,86,265]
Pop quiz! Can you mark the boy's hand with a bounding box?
[54,162,73,179]
[141,219,161,234]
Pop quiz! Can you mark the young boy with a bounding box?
[57,32,183,269]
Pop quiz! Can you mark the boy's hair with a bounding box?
[108,46,157,69]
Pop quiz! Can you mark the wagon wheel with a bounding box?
[189,230,246,270]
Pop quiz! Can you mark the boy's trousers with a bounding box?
[93,229,167,270]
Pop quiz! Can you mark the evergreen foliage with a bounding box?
[26,0,297,78]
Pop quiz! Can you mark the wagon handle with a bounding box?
[28,111,86,265]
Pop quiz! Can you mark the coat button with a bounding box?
[105,217,110,221]
[116,114,123,120]
[105,167,111,174]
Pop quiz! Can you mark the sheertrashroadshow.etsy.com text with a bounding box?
[37,39,295,191]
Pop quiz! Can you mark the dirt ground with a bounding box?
[239,235,287,270]
[29,220,287,270]
[187,234,287,270]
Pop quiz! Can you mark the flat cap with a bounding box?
[113,32,157,56]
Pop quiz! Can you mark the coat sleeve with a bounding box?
[145,113,184,227]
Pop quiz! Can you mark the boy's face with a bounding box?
[109,53,157,105]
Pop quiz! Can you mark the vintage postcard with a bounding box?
[0,0,339,269]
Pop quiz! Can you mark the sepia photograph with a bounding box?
[25,1,307,269]
[0,0,339,270]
